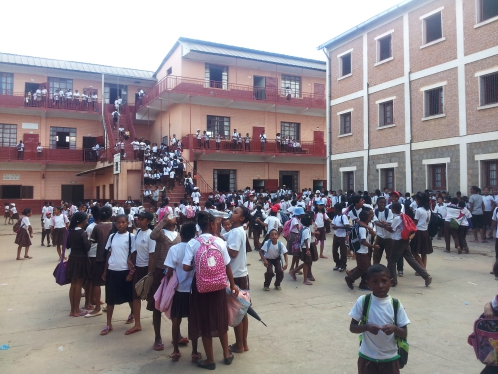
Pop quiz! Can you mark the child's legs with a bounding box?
[421,254,427,268]
[153,310,162,342]
[358,356,400,374]
[458,227,468,248]
[290,255,299,270]
[348,253,370,283]
[273,259,284,286]
[302,262,310,281]
[397,256,404,272]
[264,260,275,288]
[57,245,62,258]
[132,298,142,327]
[412,252,424,269]
[24,245,30,256]
[83,279,92,307]
[402,245,430,280]
[171,316,182,353]
[339,237,348,269]
[372,237,385,265]
[106,304,114,327]
[41,229,47,244]
[332,235,340,265]
[450,228,461,248]
[444,222,452,250]
[91,286,102,313]
[388,241,404,283]
[46,230,51,244]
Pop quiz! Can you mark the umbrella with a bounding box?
[247,306,267,327]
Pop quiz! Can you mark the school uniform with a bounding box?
[65,228,92,280]
[332,214,349,270]
[410,207,433,255]
[131,229,156,299]
[433,203,447,238]
[346,226,371,289]
[51,215,69,246]
[286,217,302,256]
[183,234,231,340]
[105,232,135,305]
[314,211,328,242]
[262,239,287,288]
[42,216,52,245]
[227,226,249,290]
[14,216,32,247]
[444,205,464,251]
[164,242,194,318]
[90,222,114,287]
[372,208,394,264]
[299,225,318,263]
[11,206,19,220]
[4,205,10,219]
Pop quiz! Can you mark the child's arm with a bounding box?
[282,253,288,271]
[381,324,407,339]
[349,319,381,335]
[226,265,239,297]
[259,249,267,266]
[361,238,379,250]
[484,302,495,318]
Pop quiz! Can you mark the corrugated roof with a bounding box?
[180,38,326,71]
[0,52,155,80]
[317,0,415,50]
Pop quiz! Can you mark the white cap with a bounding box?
[11,203,15,206]
[315,190,320,194]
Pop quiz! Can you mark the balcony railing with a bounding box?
[0,93,101,113]
[137,75,326,111]
[0,147,106,163]
[182,135,326,157]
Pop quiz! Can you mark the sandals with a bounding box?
[125,327,142,335]
[228,344,244,353]
[191,352,202,363]
[100,326,113,335]
[197,360,216,370]
[224,353,234,365]
[303,280,313,285]
[170,352,181,362]
[153,341,164,351]
[178,337,189,345]
[125,314,135,324]
[24,256,32,259]
[289,271,296,281]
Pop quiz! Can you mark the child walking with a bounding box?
[260,229,288,290]
[314,201,331,258]
[15,208,34,260]
[349,264,410,374]
[4,202,10,225]
[164,222,201,363]
[332,203,350,272]
[287,206,305,272]
[100,215,136,335]
[289,214,317,285]
[41,212,52,247]
[51,206,69,260]
[10,203,18,224]
[65,212,92,317]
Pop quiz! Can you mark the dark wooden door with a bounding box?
[264,179,279,191]
[265,77,277,101]
[23,133,39,156]
[314,130,325,155]
[253,126,265,152]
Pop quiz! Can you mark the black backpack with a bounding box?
[252,210,263,226]
[348,223,362,252]
[404,198,415,220]
[428,212,444,238]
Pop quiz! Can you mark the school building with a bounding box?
[0,38,326,213]
[319,0,498,195]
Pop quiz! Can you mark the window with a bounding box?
[167,67,172,76]
[340,112,352,135]
[205,64,228,89]
[424,87,444,117]
[340,53,352,77]
[206,116,230,138]
[377,35,392,62]
[50,127,76,149]
[382,168,395,190]
[423,12,443,44]
[484,160,498,187]
[344,171,354,191]
[0,72,13,95]
[430,164,446,190]
[0,185,33,199]
[48,77,73,96]
[281,75,301,98]
[281,122,300,141]
[480,72,498,106]
[379,100,394,126]
[0,124,17,147]
[479,0,498,23]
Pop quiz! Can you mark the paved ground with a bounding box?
[0,215,495,373]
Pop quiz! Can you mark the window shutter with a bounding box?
[21,186,34,199]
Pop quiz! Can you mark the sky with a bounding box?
[3,0,403,72]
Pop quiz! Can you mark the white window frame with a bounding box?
[376,163,398,190]
[422,158,449,191]
[476,153,498,188]
[420,7,446,49]
[375,30,394,66]
[340,166,356,192]
[337,109,353,136]
[475,66,498,109]
[337,49,353,80]
[475,0,498,28]
[421,82,447,121]
[376,96,396,128]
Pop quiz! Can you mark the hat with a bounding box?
[137,211,154,221]
[315,190,320,194]
[273,203,281,210]
[293,207,305,215]
[317,201,324,205]
[46,212,52,216]
[230,202,235,207]
[11,203,15,206]
[270,206,279,213]
[390,191,401,197]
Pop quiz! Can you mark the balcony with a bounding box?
[0,93,101,117]
[182,134,326,164]
[0,147,107,164]
[137,76,326,117]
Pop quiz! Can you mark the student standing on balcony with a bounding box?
[73,90,80,109]
[203,131,210,149]
[35,87,41,107]
[41,86,47,106]
[37,143,42,158]
[65,89,72,108]
[232,129,238,150]
[237,132,243,150]
[196,129,201,148]
[17,140,24,159]
[171,134,177,147]
[53,88,59,107]
[138,88,145,106]
[276,132,281,152]
[259,130,266,152]
[244,133,251,152]
[285,86,292,100]
[216,133,222,149]
[92,92,98,111]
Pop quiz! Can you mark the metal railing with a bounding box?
[0,93,101,112]
[0,146,107,163]
[183,159,214,194]
[136,75,326,111]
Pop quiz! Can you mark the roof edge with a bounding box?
[153,41,181,78]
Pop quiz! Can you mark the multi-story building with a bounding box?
[318,0,498,194]
[0,38,326,212]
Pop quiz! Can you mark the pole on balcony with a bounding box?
[322,48,332,190]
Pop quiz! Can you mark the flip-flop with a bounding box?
[85,310,103,317]
[153,341,164,351]
[75,311,89,317]
[178,337,189,345]
[100,326,113,335]
[125,327,142,335]
[224,353,234,365]
[24,256,33,259]
[83,305,95,310]
[125,314,135,324]
[170,352,181,362]
[303,281,313,285]
[228,344,244,353]
[289,271,296,281]
[191,352,202,363]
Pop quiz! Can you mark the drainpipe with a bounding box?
[322,48,332,189]
[101,73,107,150]
[366,82,370,190]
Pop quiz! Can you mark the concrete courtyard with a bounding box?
[0,215,495,374]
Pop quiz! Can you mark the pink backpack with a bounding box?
[468,317,498,366]
[158,206,171,222]
[282,220,292,239]
[186,206,195,219]
[195,236,227,293]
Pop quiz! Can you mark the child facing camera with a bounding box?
[259,229,288,291]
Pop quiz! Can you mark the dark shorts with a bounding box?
[472,214,484,229]
[234,275,250,291]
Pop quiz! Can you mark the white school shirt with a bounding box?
[165,242,194,292]
[332,214,349,237]
[483,195,494,212]
[263,240,288,259]
[132,229,156,267]
[349,295,410,361]
[290,217,302,233]
[183,234,231,269]
[373,209,394,239]
[459,207,472,227]
[433,203,447,219]
[106,232,135,271]
[390,214,403,240]
[314,212,328,228]
[169,170,175,179]
[357,227,370,254]
[11,206,17,215]
[348,207,362,222]
[191,191,201,203]
[196,132,201,140]
[264,216,282,231]
[37,145,42,153]
[227,226,248,278]
[414,207,431,231]
[260,134,266,143]
[21,216,30,230]
[492,208,498,235]
[43,217,52,230]
[86,222,98,257]
[51,214,68,228]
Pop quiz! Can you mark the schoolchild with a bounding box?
[433,196,447,240]
[371,197,394,265]
[100,214,136,336]
[50,206,69,260]
[83,206,100,310]
[331,203,350,272]
[289,213,318,285]
[221,217,232,240]
[65,212,92,317]
[260,229,288,290]
[4,202,10,225]
[164,222,201,362]
[41,212,52,247]
[15,208,34,260]
[349,264,409,374]
[314,201,331,258]
[287,206,305,272]
[257,206,282,243]
[345,211,378,291]
[410,192,433,271]
[227,206,251,354]
[10,203,19,222]
[250,204,266,250]
[457,200,472,253]
[244,133,251,151]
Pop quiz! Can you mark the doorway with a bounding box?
[213,169,236,192]
[104,84,128,105]
[279,171,298,192]
[253,179,265,190]
[56,132,70,149]
[23,133,39,153]
[253,76,266,100]
[24,82,40,95]
[61,185,84,203]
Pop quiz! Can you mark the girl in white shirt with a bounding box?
[15,208,34,260]
[287,207,305,272]
[51,206,69,260]
[314,202,331,259]
[100,215,135,336]
[289,214,317,285]
[410,192,433,271]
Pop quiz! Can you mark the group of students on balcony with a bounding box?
[24,87,99,111]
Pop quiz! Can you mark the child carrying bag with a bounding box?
[468,316,498,366]
[226,283,251,327]
[195,236,227,293]
[53,229,70,286]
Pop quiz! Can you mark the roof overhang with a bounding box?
[76,163,112,176]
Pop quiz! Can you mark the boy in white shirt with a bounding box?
[349,264,409,374]
[41,212,52,247]
[331,203,350,272]
[191,188,201,204]
[259,229,288,291]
